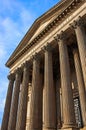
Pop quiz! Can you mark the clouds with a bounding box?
[0,0,36,62]
[0,0,60,126]
[20,8,35,31]
[0,0,36,126]
[0,81,8,111]
[0,17,21,42]
[0,45,6,59]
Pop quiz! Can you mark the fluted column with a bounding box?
[71,17,86,89]
[8,68,22,130]
[60,88,63,125]
[73,49,86,126]
[1,74,15,130]
[57,32,76,129]
[43,45,56,130]
[15,62,30,130]
[29,54,43,130]
[56,80,62,129]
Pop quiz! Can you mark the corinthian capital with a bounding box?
[7,73,15,80]
[54,31,67,42]
[41,43,53,52]
[70,16,85,29]
[15,67,22,75]
[31,53,40,62]
[22,61,30,71]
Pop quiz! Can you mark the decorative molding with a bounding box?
[6,0,86,73]
[6,0,84,68]
[15,68,22,75]
[54,31,68,42]
[22,61,30,71]
[30,53,41,63]
[70,16,85,29]
[41,43,53,52]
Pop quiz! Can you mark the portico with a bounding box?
[1,0,86,130]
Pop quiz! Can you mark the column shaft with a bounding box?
[58,39,76,129]
[73,49,86,126]
[43,49,56,130]
[15,62,29,130]
[60,88,63,125]
[1,74,14,130]
[29,56,42,130]
[75,24,86,88]
[8,68,21,130]
[56,80,62,129]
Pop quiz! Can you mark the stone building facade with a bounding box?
[1,0,86,130]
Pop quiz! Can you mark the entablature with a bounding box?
[6,0,86,73]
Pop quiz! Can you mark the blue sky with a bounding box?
[0,0,60,126]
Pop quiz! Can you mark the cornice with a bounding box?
[6,0,67,67]
[6,0,85,68]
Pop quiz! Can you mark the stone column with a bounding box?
[43,45,56,130]
[29,54,43,130]
[71,17,86,89]
[8,68,22,130]
[1,74,15,130]
[73,49,86,127]
[60,88,63,125]
[56,80,62,129]
[57,32,76,130]
[15,62,30,130]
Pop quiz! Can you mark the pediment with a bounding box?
[6,0,73,67]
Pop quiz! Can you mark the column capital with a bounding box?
[22,61,30,70]
[41,43,53,52]
[54,31,67,42]
[30,53,41,63]
[7,73,15,81]
[70,16,85,29]
[33,53,40,61]
[15,67,22,75]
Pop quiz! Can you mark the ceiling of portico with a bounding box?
[6,0,75,68]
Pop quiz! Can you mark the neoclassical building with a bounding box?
[1,0,86,130]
